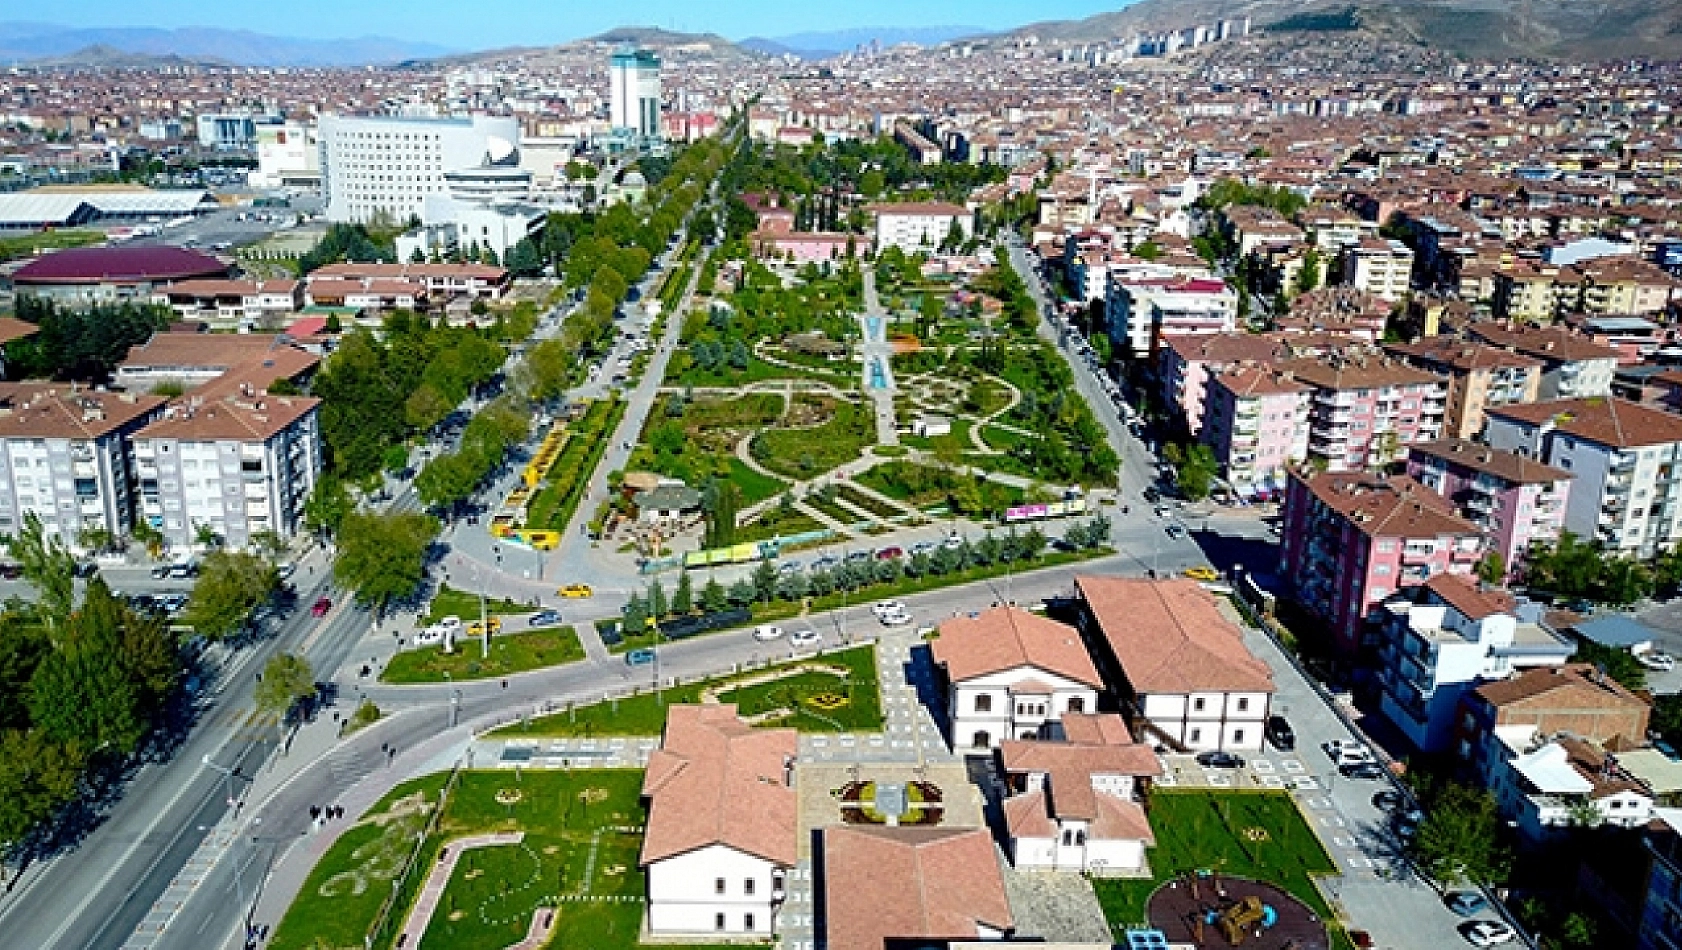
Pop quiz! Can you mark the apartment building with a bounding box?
[1376,575,1572,754]
[1280,353,1448,471]
[1468,324,1619,399]
[1341,238,1415,302]
[1407,439,1572,579]
[308,263,510,300]
[152,280,304,328]
[132,380,323,550]
[1386,338,1542,440]
[115,333,319,394]
[1200,365,1310,497]
[1493,264,1563,321]
[1158,332,1286,435]
[1484,398,1682,558]
[1637,810,1682,950]
[0,385,166,548]
[1105,274,1236,357]
[1073,577,1275,753]
[1280,471,1484,656]
[868,202,972,253]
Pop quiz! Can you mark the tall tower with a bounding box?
[610,48,662,140]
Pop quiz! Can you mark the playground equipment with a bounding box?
[1211,896,1270,946]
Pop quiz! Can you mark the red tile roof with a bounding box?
[1487,397,1682,449]
[931,606,1103,689]
[1076,577,1276,695]
[821,826,1013,950]
[638,705,798,868]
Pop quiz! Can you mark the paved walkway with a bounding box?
[397,832,525,948]
[859,270,900,447]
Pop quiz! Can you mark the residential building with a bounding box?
[1073,577,1275,752]
[248,118,320,189]
[869,202,972,253]
[1375,575,1572,754]
[1158,332,1289,435]
[1200,365,1310,498]
[639,704,796,938]
[1469,324,1619,400]
[1636,808,1682,950]
[114,333,320,394]
[819,826,1013,950]
[610,48,662,139]
[1341,237,1415,301]
[999,713,1161,874]
[1104,274,1236,357]
[1484,398,1682,558]
[151,280,303,328]
[1386,338,1542,440]
[0,385,166,548]
[196,113,256,150]
[13,246,230,304]
[1406,439,1573,579]
[1460,664,1652,770]
[307,263,510,300]
[318,113,521,224]
[930,607,1104,750]
[1280,471,1484,656]
[1280,353,1448,471]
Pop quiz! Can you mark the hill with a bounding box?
[991,0,1682,61]
[742,25,991,59]
[0,22,456,66]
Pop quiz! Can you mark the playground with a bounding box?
[1144,875,1330,950]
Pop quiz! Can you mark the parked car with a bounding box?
[1183,565,1220,582]
[879,610,913,627]
[1196,751,1245,769]
[1640,650,1676,672]
[910,541,935,556]
[1165,524,1186,540]
[1340,761,1385,780]
[753,624,784,642]
[942,533,964,550]
[1459,920,1516,947]
[311,597,332,617]
[811,556,839,570]
[625,648,657,666]
[557,584,594,598]
[1264,715,1296,751]
[276,562,296,580]
[872,600,908,619]
[1141,487,1161,503]
[789,628,822,648]
[528,609,562,627]
[1445,892,1489,917]
[875,546,903,560]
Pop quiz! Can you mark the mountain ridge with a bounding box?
[0,21,457,66]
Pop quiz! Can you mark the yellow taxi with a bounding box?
[558,584,594,598]
[1183,566,1221,582]
[467,617,503,637]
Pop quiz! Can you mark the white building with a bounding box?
[1487,732,1653,840]
[1376,575,1572,754]
[318,113,521,224]
[610,48,662,139]
[868,202,973,253]
[930,607,1104,750]
[0,385,166,549]
[1075,577,1274,753]
[248,119,320,189]
[196,113,256,150]
[1104,273,1237,357]
[639,705,796,938]
[999,714,1160,874]
[1341,238,1415,302]
[1485,398,1682,558]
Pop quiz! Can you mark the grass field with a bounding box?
[902,418,974,456]
[729,456,787,507]
[980,424,1029,453]
[735,505,825,543]
[833,483,902,519]
[381,627,585,684]
[526,399,624,531]
[1089,790,1351,949]
[752,399,874,478]
[489,644,880,738]
[424,585,532,624]
[0,228,103,263]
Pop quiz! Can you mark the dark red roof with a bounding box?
[14,246,229,285]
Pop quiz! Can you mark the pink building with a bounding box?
[749,231,859,263]
[1280,353,1447,471]
[1201,366,1310,498]
[1280,470,1484,657]
[1158,333,1287,436]
[1406,439,1572,580]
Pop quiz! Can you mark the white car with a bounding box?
[789,628,822,648]
[1460,919,1516,947]
[1639,650,1676,672]
[871,600,908,619]
[1324,739,1376,766]
[879,610,913,627]
[753,624,784,642]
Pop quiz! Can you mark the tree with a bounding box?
[647,579,669,621]
[333,511,439,616]
[726,579,756,609]
[700,575,727,614]
[1571,640,1645,690]
[621,594,648,636]
[302,477,354,538]
[1475,551,1505,586]
[1293,248,1322,296]
[505,237,544,278]
[255,652,315,725]
[672,572,694,616]
[185,552,279,640]
[1176,443,1219,502]
[1411,783,1512,886]
[12,512,76,631]
[248,529,289,563]
[28,643,147,756]
[751,560,779,603]
[0,730,85,854]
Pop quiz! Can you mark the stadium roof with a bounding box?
[14,246,229,285]
[0,189,217,228]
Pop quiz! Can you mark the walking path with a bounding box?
[859,270,901,447]
[396,832,524,949]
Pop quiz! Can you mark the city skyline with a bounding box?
[9,1,1136,51]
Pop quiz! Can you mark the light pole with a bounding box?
[202,753,245,811]
[450,689,461,729]
[472,562,489,659]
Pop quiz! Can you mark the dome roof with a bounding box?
[484,135,519,167]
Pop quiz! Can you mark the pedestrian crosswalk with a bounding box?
[201,705,281,743]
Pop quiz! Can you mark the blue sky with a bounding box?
[34,1,1132,48]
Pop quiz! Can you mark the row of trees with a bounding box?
[414,398,530,512]
[7,295,173,382]
[1522,531,1681,606]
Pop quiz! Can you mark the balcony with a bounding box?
[1401,545,1437,563]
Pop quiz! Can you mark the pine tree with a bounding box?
[673,572,694,616]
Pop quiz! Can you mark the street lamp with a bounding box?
[202,753,245,811]
[450,689,462,729]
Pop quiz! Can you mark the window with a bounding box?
[715,914,726,931]
[1233,729,1246,744]
[715,878,726,895]
[974,694,992,714]
[744,878,755,896]
[1237,698,1249,712]
[1193,698,1207,712]
[972,731,991,749]
[1189,727,1202,743]
[1067,697,1085,713]
[745,913,756,930]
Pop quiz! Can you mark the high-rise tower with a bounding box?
[610,48,662,140]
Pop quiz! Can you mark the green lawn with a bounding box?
[980,424,1029,452]
[730,456,787,507]
[665,355,796,387]
[735,505,825,543]
[381,627,585,684]
[490,644,880,738]
[805,491,866,527]
[752,399,875,478]
[1090,791,1353,949]
[0,228,104,263]
[833,483,902,519]
[902,418,974,456]
[526,399,625,531]
[268,774,452,950]
[424,585,532,624]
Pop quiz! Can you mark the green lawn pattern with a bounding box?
[381,627,586,684]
